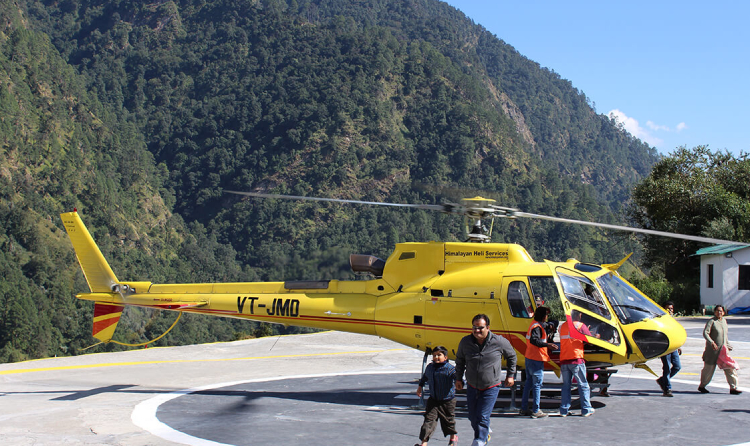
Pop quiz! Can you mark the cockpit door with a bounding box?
[544,261,627,357]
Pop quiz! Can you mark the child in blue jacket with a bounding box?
[416,345,458,446]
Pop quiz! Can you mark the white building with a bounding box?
[696,244,750,311]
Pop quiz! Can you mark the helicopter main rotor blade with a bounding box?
[225,191,447,212]
[226,190,747,246]
[515,211,749,246]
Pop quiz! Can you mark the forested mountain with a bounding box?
[1,0,658,362]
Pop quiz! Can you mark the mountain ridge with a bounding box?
[0,0,658,362]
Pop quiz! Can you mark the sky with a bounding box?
[442,0,749,156]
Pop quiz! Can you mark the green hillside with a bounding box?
[0,0,659,362]
[0,0,276,362]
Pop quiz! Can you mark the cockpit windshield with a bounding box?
[597,273,666,324]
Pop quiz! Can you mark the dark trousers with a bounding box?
[466,385,499,442]
[419,397,457,442]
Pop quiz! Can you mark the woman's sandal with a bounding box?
[448,435,458,446]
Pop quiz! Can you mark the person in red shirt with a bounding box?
[558,311,594,417]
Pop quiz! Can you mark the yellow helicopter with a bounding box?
[61,192,743,376]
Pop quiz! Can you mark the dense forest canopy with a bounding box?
[1,0,659,362]
[628,146,750,309]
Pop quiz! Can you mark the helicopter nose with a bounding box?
[630,316,687,360]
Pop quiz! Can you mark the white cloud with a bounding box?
[676,122,688,132]
[608,109,663,147]
[646,120,670,132]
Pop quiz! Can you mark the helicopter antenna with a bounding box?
[225,191,749,246]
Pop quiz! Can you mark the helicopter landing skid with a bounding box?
[588,367,617,397]
[409,348,431,410]
[506,381,519,411]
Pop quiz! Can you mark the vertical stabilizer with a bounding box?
[60,211,119,293]
[92,303,125,341]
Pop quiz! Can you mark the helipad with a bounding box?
[2,317,749,446]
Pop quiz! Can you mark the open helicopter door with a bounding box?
[544,261,627,358]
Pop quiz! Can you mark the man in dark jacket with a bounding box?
[455,314,517,446]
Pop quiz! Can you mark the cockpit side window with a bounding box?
[507,281,533,318]
[558,274,612,320]
[571,309,621,346]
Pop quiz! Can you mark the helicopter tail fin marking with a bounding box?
[92,303,124,342]
[60,211,119,293]
[602,252,633,272]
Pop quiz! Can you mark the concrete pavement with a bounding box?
[2,316,750,445]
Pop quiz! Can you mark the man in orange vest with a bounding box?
[559,311,594,417]
[519,307,558,418]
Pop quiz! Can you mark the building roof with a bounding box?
[694,244,750,256]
